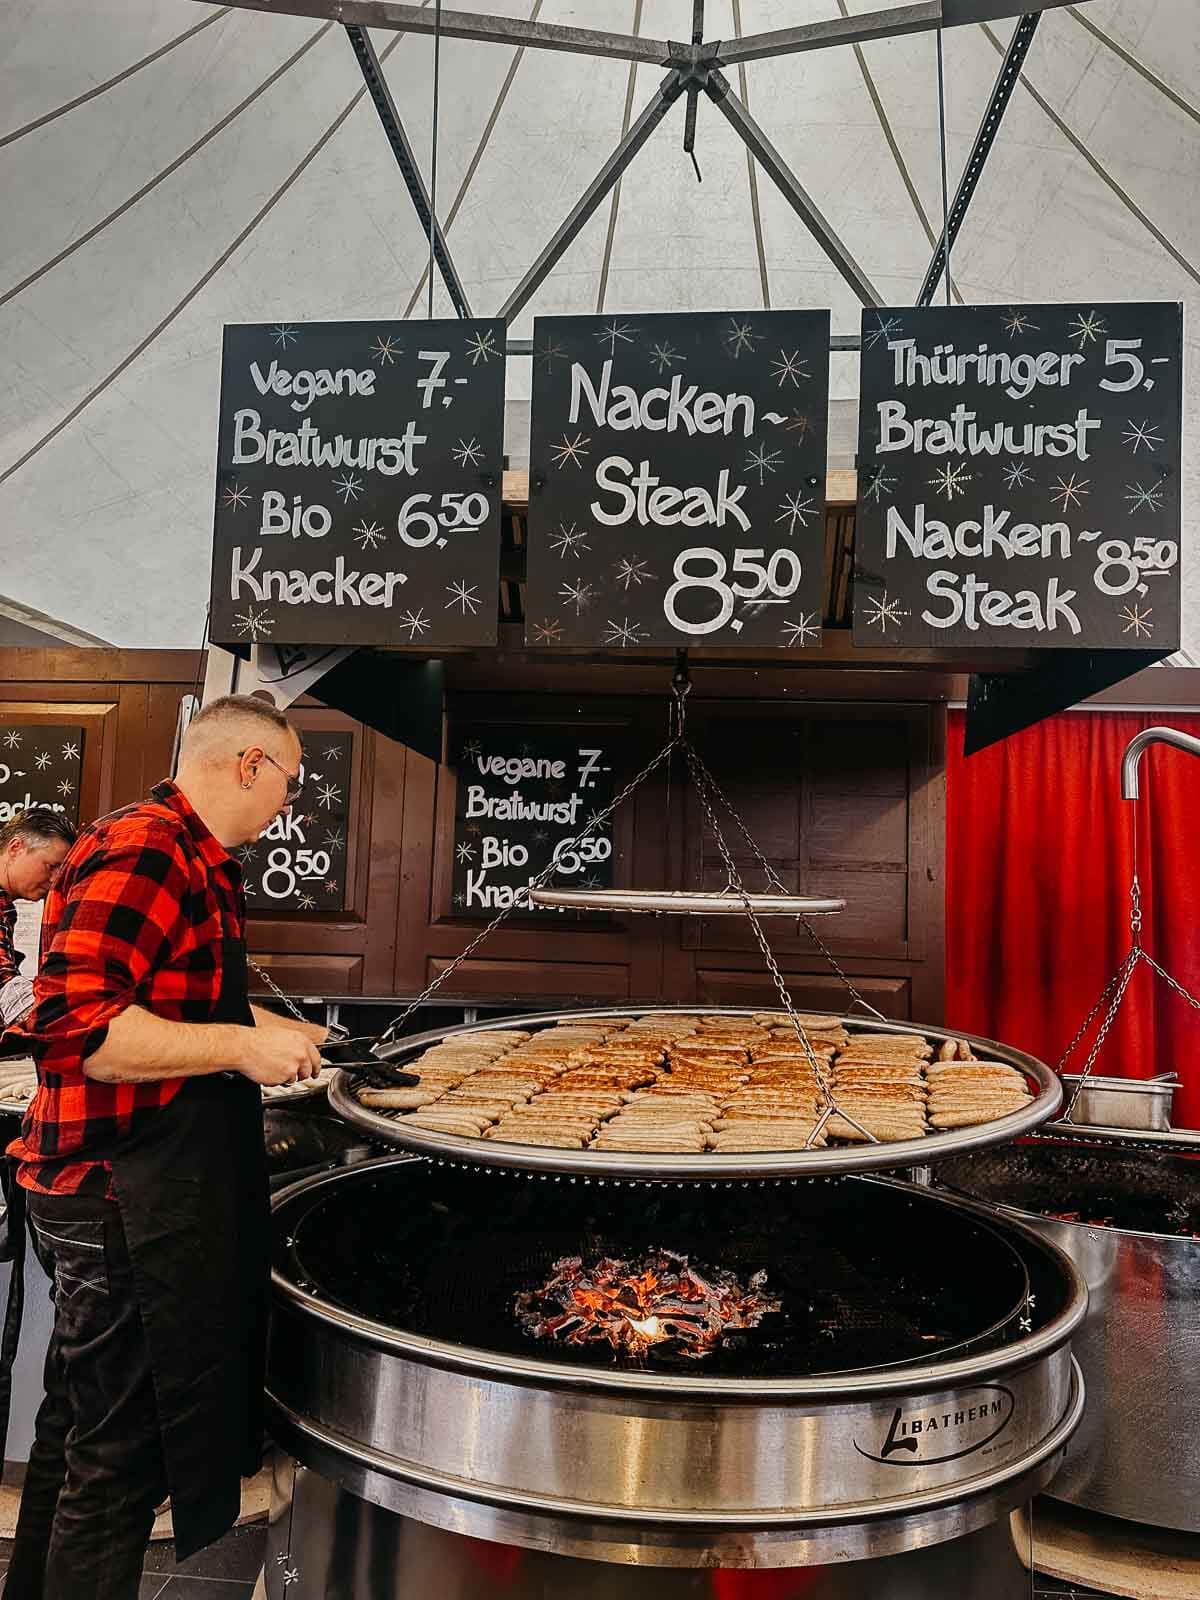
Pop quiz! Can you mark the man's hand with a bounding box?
[236,1028,323,1087]
[249,1004,328,1046]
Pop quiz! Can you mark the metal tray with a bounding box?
[329,1006,1062,1182]
[1060,1073,1175,1132]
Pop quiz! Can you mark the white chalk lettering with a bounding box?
[592,456,750,532]
[569,360,756,438]
[923,570,1081,634]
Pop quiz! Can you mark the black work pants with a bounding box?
[5,1191,167,1600]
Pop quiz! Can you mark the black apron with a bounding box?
[108,934,269,1560]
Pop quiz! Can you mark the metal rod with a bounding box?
[1120,726,1200,800]
[499,72,686,322]
[935,29,952,305]
[428,0,442,318]
[918,12,1040,305]
[706,72,883,307]
[504,332,863,354]
[345,24,472,318]
[203,0,675,64]
[717,2,944,66]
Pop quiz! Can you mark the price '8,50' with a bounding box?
[261,846,333,902]
[664,547,803,634]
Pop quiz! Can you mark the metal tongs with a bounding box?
[1060,727,1200,1124]
[320,1036,419,1091]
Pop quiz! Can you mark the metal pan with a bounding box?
[329,1006,1061,1183]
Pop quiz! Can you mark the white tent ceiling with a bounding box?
[1,0,1197,653]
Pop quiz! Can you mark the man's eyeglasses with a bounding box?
[238,749,303,804]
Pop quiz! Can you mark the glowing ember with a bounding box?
[514,1250,781,1360]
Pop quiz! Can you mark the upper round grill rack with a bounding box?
[330,1006,1062,1183]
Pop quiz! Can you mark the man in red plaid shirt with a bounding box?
[5,695,327,1600]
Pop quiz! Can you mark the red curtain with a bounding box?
[946,708,1200,1130]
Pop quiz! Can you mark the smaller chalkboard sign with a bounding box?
[209,318,506,649]
[239,733,352,913]
[451,729,616,915]
[0,726,84,827]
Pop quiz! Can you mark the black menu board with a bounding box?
[450,728,615,915]
[853,302,1183,648]
[209,319,506,648]
[239,733,352,912]
[0,725,84,827]
[525,310,830,649]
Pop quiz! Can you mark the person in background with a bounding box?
[0,809,76,1028]
[4,694,327,1600]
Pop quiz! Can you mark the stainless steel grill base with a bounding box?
[262,1455,1039,1597]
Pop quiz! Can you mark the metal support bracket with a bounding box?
[499,70,687,322]
[917,11,1042,305]
[345,23,473,318]
[706,70,883,306]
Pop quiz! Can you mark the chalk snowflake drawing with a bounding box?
[353,520,386,551]
[745,444,783,484]
[783,413,811,441]
[236,844,257,865]
[862,465,897,503]
[1068,309,1107,348]
[558,580,594,616]
[530,617,564,644]
[57,780,74,797]
[603,618,646,648]
[316,782,342,810]
[451,437,484,468]
[776,491,815,536]
[221,482,251,512]
[549,522,591,559]
[929,462,973,501]
[780,614,820,648]
[550,432,591,470]
[1,731,20,749]
[771,350,810,388]
[333,472,364,504]
[650,341,684,374]
[535,335,565,372]
[864,313,903,350]
[1119,604,1154,638]
[456,841,476,863]
[368,333,401,366]
[269,324,299,349]
[323,827,346,851]
[61,742,79,761]
[397,607,431,640]
[452,892,465,907]
[466,328,500,365]
[725,319,759,358]
[1003,309,1038,338]
[614,556,652,590]
[1001,461,1035,490]
[232,606,274,641]
[1123,419,1164,454]
[322,745,342,762]
[595,320,638,355]
[324,880,339,895]
[862,592,910,633]
[462,739,483,760]
[1050,473,1090,511]
[34,752,51,770]
[445,580,482,616]
[1125,479,1164,514]
[296,894,317,911]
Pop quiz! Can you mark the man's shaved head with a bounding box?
[181,694,297,767]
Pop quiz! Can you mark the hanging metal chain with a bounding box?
[1062,950,1141,1122]
[375,735,684,1053]
[249,958,314,1026]
[683,743,878,1147]
[684,741,887,1022]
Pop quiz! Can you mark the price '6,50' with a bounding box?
[552,835,613,876]
[399,491,490,547]
[664,547,803,634]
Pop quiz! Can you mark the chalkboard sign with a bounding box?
[853,302,1183,648]
[0,726,84,827]
[209,319,506,648]
[239,733,352,912]
[451,729,615,915]
[525,310,830,649]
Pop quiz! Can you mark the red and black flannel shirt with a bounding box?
[0,888,21,986]
[7,780,245,1197]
